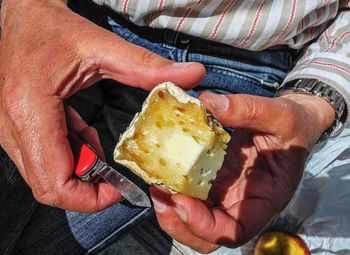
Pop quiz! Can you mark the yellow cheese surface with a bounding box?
[114,83,230,200]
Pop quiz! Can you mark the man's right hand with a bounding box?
[0,0,205,212]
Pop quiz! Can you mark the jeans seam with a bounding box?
[205,64,280,89]
[179,47,187,63]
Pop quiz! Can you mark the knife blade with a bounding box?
[69,131,151,208]
[97,163,151,207]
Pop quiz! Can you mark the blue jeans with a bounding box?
[107,17,292,98]
[0,12,295,254]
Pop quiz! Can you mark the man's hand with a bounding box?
[150,92,335,253]
[0,0,205,212]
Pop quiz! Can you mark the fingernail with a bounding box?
[172,62,196,68]
[151,195,167,213]
[205,93,229,111]
[174,206,187,222]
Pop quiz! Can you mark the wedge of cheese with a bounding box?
[114,82,231,200]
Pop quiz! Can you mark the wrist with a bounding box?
[280,92,336,135]
[277,79,346,142]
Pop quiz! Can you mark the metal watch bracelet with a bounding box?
[276,79,346,141]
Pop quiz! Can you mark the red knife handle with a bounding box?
[68,131,100,182]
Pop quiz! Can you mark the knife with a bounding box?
[68,131,151,208]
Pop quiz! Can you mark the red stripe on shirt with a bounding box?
[326,31,350,52]
[237,0,269,48]
[303,60,350,75]
[150,0,165,27]
[324,29,331,44]
[209,0,237,40]
[269,0,297,46]
[301,19,305,31]
[175,0,202,32]
[122,0,129,15]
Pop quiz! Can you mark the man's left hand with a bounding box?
[150,92,335,253]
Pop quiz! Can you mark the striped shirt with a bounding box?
[94,0,350,130]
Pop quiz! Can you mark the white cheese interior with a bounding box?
[163,126,205,174]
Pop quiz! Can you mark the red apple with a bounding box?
[254,231,310,255]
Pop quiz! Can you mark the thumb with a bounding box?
[200,92,290,135]
[83,27,205,91]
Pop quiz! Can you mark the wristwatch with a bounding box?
[277,78,346,140]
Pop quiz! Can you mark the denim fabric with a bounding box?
[108,17,292,98]
[0,14,294,255]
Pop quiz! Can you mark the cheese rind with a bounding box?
[114,82,231,200]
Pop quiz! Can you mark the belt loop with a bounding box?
[164,29,179,45]
[164,30,191,49]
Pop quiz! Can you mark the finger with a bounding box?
[15,91,121,211]
[224,198,277,245]
[150,186,219,254]
[199,93,297,135]
[61,177,123,212]
[78,21,206,90]
[65,105,105,161]
[170,194,246,248]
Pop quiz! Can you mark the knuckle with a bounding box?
[133,50,163,88]
[29,166,63,208]
[86,125,98,135]
[32,187,61,208]
[89,126,100,140]
[140,50,159,66]
[80,125,97,139]
[240,96,261,123]
[90,126,98,135]
[80,55,100,74]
